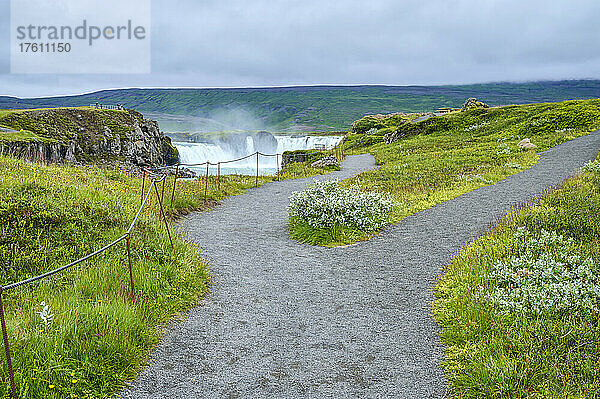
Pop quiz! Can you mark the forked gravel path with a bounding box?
[121,130,600,398]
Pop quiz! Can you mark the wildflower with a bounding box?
[288,179,395,232]
[581,160,600,173]
[486,228,600,316]
[36,302,54,331]
[49,385,55,389]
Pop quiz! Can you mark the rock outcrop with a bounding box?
[281,152,307,167]
[461,98,489,111]
[383,122,428,144]
[0,108,178,170]
[517,138,537,150]
[0,140,78,164]
[310,156,339,168]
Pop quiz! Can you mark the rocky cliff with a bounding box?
[0,107,178,170]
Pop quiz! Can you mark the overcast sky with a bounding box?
[1,0,600,97]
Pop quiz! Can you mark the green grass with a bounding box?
[294,99,600,247]
[0,108,134,144]
[0,153,336,398]
[0,129,52,143]
[289,221,372,247]
[433,153,600,398]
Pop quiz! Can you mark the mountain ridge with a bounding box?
[2,80,600,131]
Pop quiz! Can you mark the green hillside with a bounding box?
[2,81,600,132]
[288,99,600,246]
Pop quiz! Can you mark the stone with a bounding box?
[310,156,339,168]
[517,138,537,150]
[461,98,489,111]
[281,152,307,168]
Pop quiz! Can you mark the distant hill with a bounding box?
[1,80,599,132]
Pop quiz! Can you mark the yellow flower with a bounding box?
[70,372,75,377]
[49,385,55,389]
[72,379,78,383]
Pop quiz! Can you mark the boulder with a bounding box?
[517,138,537,150]
[310,156,339,168]
[461,98,489,111]
[282,152,307,167]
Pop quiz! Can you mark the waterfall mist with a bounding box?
[173,131,342,175]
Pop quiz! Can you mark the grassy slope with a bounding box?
[291,99,600,246]
[2,81,600,131]
[0,155,332,398]
[434,155,600,397]
[0,108,137,142]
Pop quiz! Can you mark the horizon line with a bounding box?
[2,78,599,100]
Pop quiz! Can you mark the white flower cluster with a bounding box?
[505,162,523,169]
[464,121,490,132]
[496,143,512,155]
[487,227,600,316]
[36,301,54,331]
[581,160,600,173]
[288,179,395,231]
[530,118,551,127]
[457,174,493,184]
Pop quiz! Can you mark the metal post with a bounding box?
[276,154,279,181]
[204,163,209,204]
[154,183,174,249]
[125,235,136,302]
[140,170,146,206]
[0,290,17,399]
[198,172,202,201]
[160,175,166,205]
[217,162,221,191]
[170,165,179,208]
[255,152,259,187]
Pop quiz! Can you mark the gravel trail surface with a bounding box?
[121,130,600,398]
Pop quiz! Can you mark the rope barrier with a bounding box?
[0,172,170,399]
[0,141,346,398]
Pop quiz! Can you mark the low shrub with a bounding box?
[434,166,600,397]
[581,159,600,173]
[288,180,395,245]
[486,227,600,316]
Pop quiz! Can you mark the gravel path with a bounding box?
[121,130,600,399]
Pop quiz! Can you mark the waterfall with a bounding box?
[173,132,343,175]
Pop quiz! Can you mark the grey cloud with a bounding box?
[1,0,600,96]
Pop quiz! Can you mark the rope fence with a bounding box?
[0,172,172,399]
[166,144,345,207]
[0,141,345,399]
